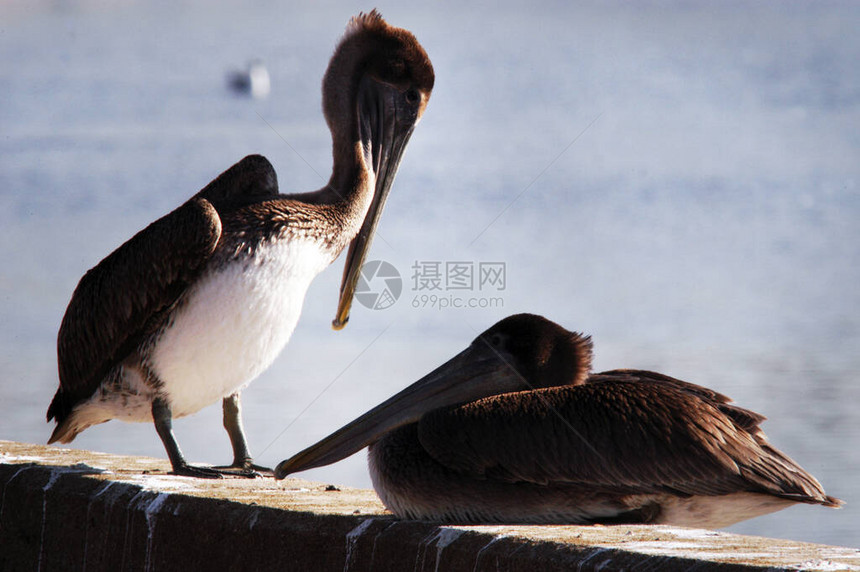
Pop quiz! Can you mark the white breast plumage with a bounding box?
[149,238,331,417]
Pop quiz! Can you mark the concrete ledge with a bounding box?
[1,441,858,571]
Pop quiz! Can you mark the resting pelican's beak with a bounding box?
[274,341,525,479]
[333,78,422,330]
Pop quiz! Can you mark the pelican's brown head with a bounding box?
[327,10,435,330]
[323,10,434,135]
[475,314,594,389]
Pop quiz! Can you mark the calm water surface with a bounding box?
[1,0,858,547]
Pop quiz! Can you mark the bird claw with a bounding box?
[212,461,274,478]
[170,464,225,479]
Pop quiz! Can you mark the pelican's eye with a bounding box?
[488,333,504,348]
[405,88,420,105]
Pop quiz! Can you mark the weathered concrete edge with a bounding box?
[1,441,858,571]
[0,462,754,572]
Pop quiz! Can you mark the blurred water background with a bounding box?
[1,0,858,548]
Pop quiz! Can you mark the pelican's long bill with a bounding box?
[274,342,526,479]
[333,78,422,330]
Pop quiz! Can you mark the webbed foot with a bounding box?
[212,460,273,478]
[170,463,225,479]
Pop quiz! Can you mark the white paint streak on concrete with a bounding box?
[120,490,146,570]
[82,481,119,571]
[415,527,466,572]
[471,534,511,572]
[144,493,169,572]
[433,528,466,572]
[575,547,614,572]
[37,469,63,571]
[118,474,199,492]
[248,509,260,530]
[370,521,399,566]
[0,464,34,529]
[34,464,106,571]
[344,518,376,572]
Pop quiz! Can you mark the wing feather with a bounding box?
[592,369,767,430]
[416,374,819,500]
[52,197,221,421]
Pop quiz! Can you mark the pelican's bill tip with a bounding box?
[273,460,291,480]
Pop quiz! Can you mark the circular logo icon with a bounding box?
[355,260,402,310]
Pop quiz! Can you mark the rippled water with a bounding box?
[1,0,858,547]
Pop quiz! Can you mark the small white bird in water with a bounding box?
[227,59,271,99]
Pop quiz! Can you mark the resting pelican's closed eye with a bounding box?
[276,314,842,528]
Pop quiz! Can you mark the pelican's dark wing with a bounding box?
[52,198,221,419]
[193,154,278,209]
[416,376,834,504]
[49,155,278,424]
[590,369,767,432]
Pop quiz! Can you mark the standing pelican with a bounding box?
[46,11,434,478]
[276,314,842,527]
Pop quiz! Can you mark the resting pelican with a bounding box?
[46,11,434,478]
[276,314,842,527]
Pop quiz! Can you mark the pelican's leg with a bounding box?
[214,392,272,477]
[152,397,223,479]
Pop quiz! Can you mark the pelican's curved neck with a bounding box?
[319,85,378,233]
[317,34,381,219]
[329,141,372,204]
[312,146,372,245]
[290,135,372,226]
